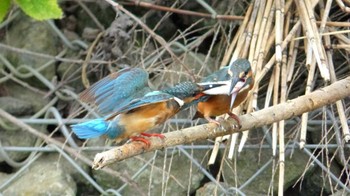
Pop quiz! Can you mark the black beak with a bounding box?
[229,75,247,110]
[229,77,240,95]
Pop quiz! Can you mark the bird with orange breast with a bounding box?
[193,59,254,128]
[71,68,221,146]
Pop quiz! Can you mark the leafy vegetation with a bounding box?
[0,0,62,21]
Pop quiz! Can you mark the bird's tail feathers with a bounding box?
[71,118,111,139]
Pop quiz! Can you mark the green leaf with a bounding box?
[0,0,11,22]
[15,0,62,20]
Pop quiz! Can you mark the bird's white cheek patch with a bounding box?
[173,96,184,107]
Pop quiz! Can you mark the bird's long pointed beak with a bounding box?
[229,77,240,95]
[229,77,247,110]
[230,92,238,111]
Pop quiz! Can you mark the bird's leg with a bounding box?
[205,116,220,125]
[130,136,151,148]
[227,112,242,129]
[140,132,165,139]
[205,116,226,132]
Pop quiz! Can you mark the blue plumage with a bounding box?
[71,118,124,139]
[79,68,149,115]
[72,68,222,143]
[116,91,174,114]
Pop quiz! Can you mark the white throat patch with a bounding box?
[173,96,184,107]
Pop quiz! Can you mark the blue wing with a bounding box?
[105,91,175,120]
[79,68,149,115]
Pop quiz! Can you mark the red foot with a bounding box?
[141,132,165,139]
[130,136,151,148]
[228,112,242,128]
[205,116,221,126]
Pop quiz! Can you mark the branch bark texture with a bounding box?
[92,76,350,169]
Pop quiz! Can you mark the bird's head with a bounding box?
[227,59,253,110]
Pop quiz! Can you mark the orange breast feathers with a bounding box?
[116,101,179,141]
[197,80,254,118]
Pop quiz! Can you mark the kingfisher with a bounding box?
[72,69,218,146]
[193,59,254,127]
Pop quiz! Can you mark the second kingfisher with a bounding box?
[193,59,254,127]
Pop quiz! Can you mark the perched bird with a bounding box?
[193,59,254,127]
[72,70,217,146]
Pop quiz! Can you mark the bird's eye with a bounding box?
[240,78,246,82]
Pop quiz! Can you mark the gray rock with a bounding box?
[92,149,206,195]
[222,148,312,195]
[39,153,94,195]
[331,189,350,196]
[196,181,267,196]
[0,83,49,162]
[196,182,229,196]
[0,126,37,162]
[75,1,114,33]
[297,162,343,195]
[3,12,59,87]
[0,96,33,116]
[2,154,77,196]
[0,172,10,186]
[5,82,49,114]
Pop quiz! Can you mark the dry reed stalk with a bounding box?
[335,0,350,12]
[300,51,316,149]
[287,27,300,82]
[228,132,238,159]
[295,0,330,81]
[240,0,261,58]
[231,3,257,60]
[249,2,275,116]
[272,62,281,156]
[331,29,350,43]
[319,0,333,33]
[324,34,350,142]
[265,73,275,109]
[275,0,284,62]
[278,50,288,196]
[222,4,253,66]
[208,136,224,165]
[256,4,275,74]
[252,0,274,68]
[305,38,313,66]
[248,0,274,118]
[318,21,350,27]
[236,104,248,153]
[248,0,266,63]
[331,44,350,50]
[255,20,301,86]
[323,29,350,167]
